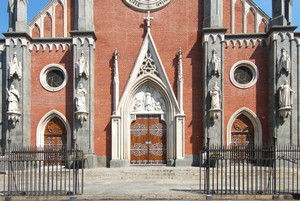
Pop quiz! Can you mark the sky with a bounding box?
[0,0,299,38]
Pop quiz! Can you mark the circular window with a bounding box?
[230,61,258,89]
[40,64,68,92]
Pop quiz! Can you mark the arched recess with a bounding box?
[120,75,178,165]
[226,107,262,147]
[36,110,72,150]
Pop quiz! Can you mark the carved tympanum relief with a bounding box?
[131,86,166,113]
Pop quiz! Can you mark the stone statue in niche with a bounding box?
[132,86,166,113]
[208,49,220,76]
[278,47,291,74]
[279,80,295,108]
[8,52,22,79]
[76,51,89,78]
[210,82,221,110]
[7,84,20,112]
[75,83,87,112]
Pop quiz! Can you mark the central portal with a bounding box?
[130,115,167,165]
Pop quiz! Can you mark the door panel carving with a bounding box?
[130,115,166,165]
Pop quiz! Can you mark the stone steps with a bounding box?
[83,167,200,180]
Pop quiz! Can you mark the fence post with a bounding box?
[5,129,12,201]
[206,137,212,200]
[273,137,279,200]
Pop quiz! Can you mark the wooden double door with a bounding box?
[231,114,254,148]
[130,115,167,165]
[44,117,67,164]
[231,114,255,162]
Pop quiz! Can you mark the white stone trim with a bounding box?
[112,31,184,166]
[28,0,67,38]
[40,63,68,92]
[226,107,262,147]
[229,60,259,89]
[36,110,71,150]
[225,37,267,48]
[29,42,71,52]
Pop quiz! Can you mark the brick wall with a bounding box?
[93,0,203,156]
[224,43,269,146]
[29,0,270,157]
[30,48,73,146]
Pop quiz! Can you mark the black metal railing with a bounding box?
[0,146,84,196]
[200,144,300,195]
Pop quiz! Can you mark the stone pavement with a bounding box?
[0,166,297,200]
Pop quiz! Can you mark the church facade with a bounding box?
[0,0,299,168]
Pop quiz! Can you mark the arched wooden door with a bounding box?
[130,115,167,165]
[44,117,67,164]
[231,114,254,147]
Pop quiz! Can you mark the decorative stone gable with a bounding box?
[111,12,185,167]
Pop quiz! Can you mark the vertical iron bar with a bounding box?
[221,146,223,194]
[225,146,227,194]
[229,145,235,194]
[283,145,286,194]
[206,138,210,195]
[56,153,58,196]
[82,153,84,195]
[288,145,290,194]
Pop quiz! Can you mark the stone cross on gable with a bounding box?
[144,11,154,31]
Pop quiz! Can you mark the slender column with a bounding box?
[113,49,119,115]
[177,48,184,114]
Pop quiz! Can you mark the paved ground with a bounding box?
[0,166,298,200]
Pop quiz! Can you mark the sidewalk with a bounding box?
[0,166,297,200]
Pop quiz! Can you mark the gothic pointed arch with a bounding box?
[226,107,262,147]
[36,110,72,150]
[111,31,185,167]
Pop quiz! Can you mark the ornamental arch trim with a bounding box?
[36,110,72,150]
[119,75,178,162]
[226,107,262,147]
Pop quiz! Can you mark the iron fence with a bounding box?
[0,146,84,196]
[200,144,300,195]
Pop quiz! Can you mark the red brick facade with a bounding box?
[29,0,270,159]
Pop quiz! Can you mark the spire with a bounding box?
[270,0,293,27]
[203,0,223,28]
[8,0,29,32]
